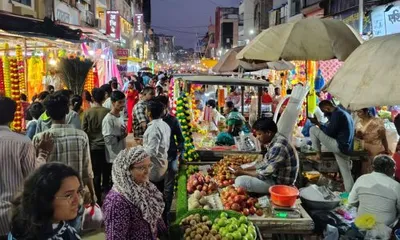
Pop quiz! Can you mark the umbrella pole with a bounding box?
[305,60,309,117]
[241,86,245,116]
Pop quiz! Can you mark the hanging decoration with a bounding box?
[84,68,94,93]
[190,84,202,122]
[0,58,4,96]
[3,43,11,98]
[176,92,199,162]
[314,69,325,92]
[307,61,318,114]
[10,57,22,131]
[16,45,25,94]
[28,54,44,98]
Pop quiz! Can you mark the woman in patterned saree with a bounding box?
[103,146,166,239]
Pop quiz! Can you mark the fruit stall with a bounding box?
[172,154,315,239]
[171,75,268,162]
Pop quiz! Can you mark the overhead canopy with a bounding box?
[179,75,268,86]
[236,18,363,62]
[213,46,294,73]
[326,33,400,110]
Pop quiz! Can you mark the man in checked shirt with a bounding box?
[133,87,155,140]
[232,118,299,194]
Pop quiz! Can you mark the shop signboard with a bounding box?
[106,11,121,40]
[116,48,129,58]
[135,14,144,33]
[371,2,400,37]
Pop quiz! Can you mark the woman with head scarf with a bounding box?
[102,146,166,239]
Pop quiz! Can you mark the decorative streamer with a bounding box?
[10,57,22,131]
[0,58,4,96]
[3,43,11,98]
[84,68,94,93]
[16,45,25,94]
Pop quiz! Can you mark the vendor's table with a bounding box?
[251,200,314,238]
[197,149,262,162]
[298,150,369,187]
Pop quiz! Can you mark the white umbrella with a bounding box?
[236,18,363,62]
[213,46,295,73]
[326,33,400,110]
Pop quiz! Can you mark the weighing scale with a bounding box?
[271,205,302,219]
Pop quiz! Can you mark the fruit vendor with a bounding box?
[232,118,299,194]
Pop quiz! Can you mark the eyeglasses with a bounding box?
[55,188,84,203]
[132,163,153,172]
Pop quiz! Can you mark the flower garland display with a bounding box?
[0,58,4,96]
[28,55,44,99]
[10,57,22,131]
[84,68,94,93]
[176,92,199,162]
[190,84,202,122]
[16,45,25,94]
[2,43,11,98]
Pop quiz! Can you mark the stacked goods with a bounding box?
[176,92,199,162]
[187,172,218,195]
[180,214,218,240]
[188,190,213,210]
[210,155,258,187]
[220,186,263,216]
[212,212,257,240]
[186,165,199,176]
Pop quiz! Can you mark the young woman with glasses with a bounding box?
[9,163,83,240]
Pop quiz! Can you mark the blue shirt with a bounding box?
[320,107,354,154]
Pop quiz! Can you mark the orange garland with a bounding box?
[16,45,25,94]
[84,68,94,93]
[10,58,22,131]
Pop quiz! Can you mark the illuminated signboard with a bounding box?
[106,10,121,39]
[135,14,143,33]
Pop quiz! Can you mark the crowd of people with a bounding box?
[1,72,400,239]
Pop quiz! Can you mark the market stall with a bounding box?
[171,155,315,239]
[171,75,268,162]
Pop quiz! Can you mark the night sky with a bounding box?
[152,0,241,48]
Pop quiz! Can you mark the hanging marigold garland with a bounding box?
[84,68,94,93]
[0,58,4,96]
[16,45,25,94]
[10,57,22,131]
[3,43,11,98]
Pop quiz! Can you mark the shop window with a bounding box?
[13,0,32,7]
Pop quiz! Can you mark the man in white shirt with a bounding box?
[102,91,127,164]
[349,155,400,227]
[143,100,171,189]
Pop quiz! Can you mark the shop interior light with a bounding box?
[100,54,106,59]
[49,59,57,66]
[88,50,95,56]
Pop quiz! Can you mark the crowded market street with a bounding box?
[1,0,400,239]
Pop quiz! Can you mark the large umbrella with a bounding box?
[236,18,363,62]
[326,33,400,110]
[213,46,295,73]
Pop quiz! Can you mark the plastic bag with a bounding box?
[384,119,399,153]
[323,224,339,240]
[354,213,376,230]
[365,223,392,240]
[82,204,103,231]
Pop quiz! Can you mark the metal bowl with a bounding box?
[300,196,340,210]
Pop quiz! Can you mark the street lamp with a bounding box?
[249,29,254,35]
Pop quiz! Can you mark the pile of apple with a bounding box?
[212,212,257,240]
[187,172,218,195]
[220,186,264,216]
[209,155,259,188]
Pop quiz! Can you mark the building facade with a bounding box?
[154,34,175,63]
[215,7,239,56]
